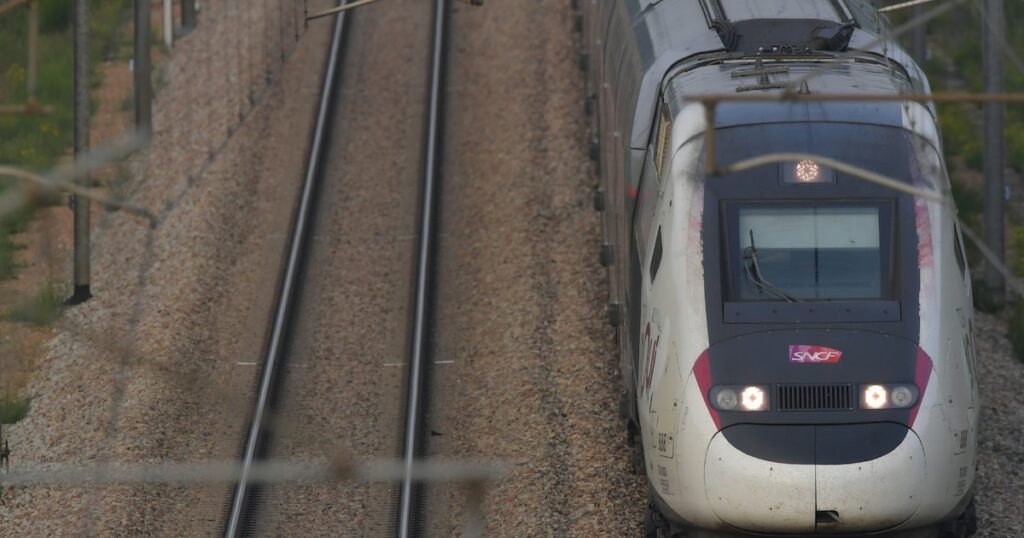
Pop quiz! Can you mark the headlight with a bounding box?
[711,385,770,411]
[740,386,767,411]
[860,383,919,410]
[715,387,738,410]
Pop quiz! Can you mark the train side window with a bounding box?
[654,103,672,178]
[954,223,967,279]
[650,227,663,282]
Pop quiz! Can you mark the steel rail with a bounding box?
[223,3,349,536]
[396,0,449,536]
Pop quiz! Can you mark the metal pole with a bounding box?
[26,0,38,108]
[69,0,91,305]
[181,0,196,33]
[983,0,1005,305]
[163,0,173,48]
[134,0,152,134]
[910,3,927,66]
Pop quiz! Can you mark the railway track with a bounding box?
[396,0,450,536]
[222,0,450,535]
[221,3,350,536]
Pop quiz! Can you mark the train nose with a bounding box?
[704,424,925,534]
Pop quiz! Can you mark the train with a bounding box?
[579,1,980,536]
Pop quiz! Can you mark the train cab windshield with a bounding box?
[726,202,894,302]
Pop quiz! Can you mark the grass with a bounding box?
[0,204,34,279]
[5,272,66,326]
[0,391,31,424]
[0,0,131,281]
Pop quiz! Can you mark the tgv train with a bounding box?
[581,1,979,536]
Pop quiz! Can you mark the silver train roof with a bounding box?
[615,0,933,149]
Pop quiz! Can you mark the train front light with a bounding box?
[860,383,919,410]
[711,385,770,411]
[863,384,887,409]
[740,386,767,411]
[715,388,739,410]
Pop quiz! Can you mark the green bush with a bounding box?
[0,238,26,280]
[0,392,30,424]
[951,179,983,268]
[1009,303,1024,363]
[0,0,129,284]
[1008,129,1024,175]
[0,203,32,280]
[937,103,981,169]
[1012,225,1024,276]
[6,273,65,325]
[951,177,983,224]
[963,140,983,172]
[40,0,71,33]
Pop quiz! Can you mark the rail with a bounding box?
[222,2,350,536]
[395,0,450,536]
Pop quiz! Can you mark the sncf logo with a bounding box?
[789,345,842,364]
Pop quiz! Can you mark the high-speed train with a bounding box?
[580,1,980,536]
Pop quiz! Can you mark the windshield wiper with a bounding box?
[743,230,802,303]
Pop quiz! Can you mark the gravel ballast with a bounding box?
[253,1,433,535]
[971,312,1024,537]
[0,0,1022,536]
[0,1,334,535]
[423,1,647,535]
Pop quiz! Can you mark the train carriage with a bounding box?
[580,1,980,536]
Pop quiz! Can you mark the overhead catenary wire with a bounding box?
[879,0,935,13]
[306,0,482,21]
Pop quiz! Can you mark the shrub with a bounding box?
[938,104,973,154]
[962,140,983,172]
[0,204,32,280]
[1009,303,1024,363]
[6,272,65,325]
[1008,129,1024,175]
[1012,226,1024,277]
[40,0,71,33]
[0,392,30,424]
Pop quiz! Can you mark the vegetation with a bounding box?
[894,6,1024,353]
[0,2,130,424]
[0,0,131,278]
[921,4,1024,177]
[5,272,65,326]
[916,6,1024,189]
[0,391,30,424]
[1010,304,1024,363]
